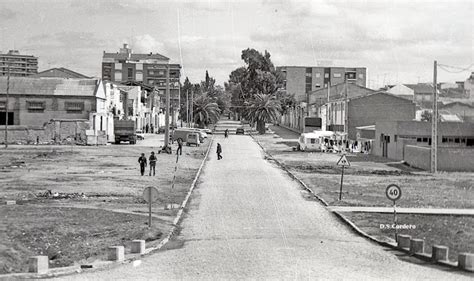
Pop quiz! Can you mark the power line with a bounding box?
[437,63,474,73]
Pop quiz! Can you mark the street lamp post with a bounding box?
[164,65,170,149]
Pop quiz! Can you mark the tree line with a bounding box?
[180,48,295,133]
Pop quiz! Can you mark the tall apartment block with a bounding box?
[277,66,367,102]
[0,50,38,77]
[102,44,181,92]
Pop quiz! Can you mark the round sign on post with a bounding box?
[143,186,159,203]
[386,184,402,202]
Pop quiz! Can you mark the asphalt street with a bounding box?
[60,135,469,280]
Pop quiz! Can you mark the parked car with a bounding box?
[201,128,213,135]
[236,128,245,135]
[172,128,204,144]
[186,132,200,146]
[135,130,145,140]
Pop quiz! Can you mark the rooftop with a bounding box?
[0,77,101,97]
[30,67,91,79]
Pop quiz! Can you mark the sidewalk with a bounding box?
[328,206,474,216]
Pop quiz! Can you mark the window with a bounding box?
[65,102,84,113]
[127,68,133,79]
[0,101,5,110]
[315,73,321,78]
[27,101,45,113]
[310,138,316,144]
[359,74,364,79]
[333,73,342,78]
[324,73,329,78]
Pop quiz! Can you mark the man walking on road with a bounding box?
[216,143,222,160]
[177,138,183,156]
[149,151,157,176]
[138,153,147,176]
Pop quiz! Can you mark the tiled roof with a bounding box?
[404,83,434,94]
[30,67,91,79]
[0,77,100,96]
[103,52,169,61]
[309,83,375,105]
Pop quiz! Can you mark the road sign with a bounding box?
[337,154,350,167]
[143,186,159,203]
[386,184,402,201]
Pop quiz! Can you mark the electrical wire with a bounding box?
[438,63,474,73]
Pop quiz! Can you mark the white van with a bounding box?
[297,131,335,151]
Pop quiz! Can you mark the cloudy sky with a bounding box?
[1,0,472,88]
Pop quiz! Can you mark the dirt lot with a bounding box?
[0,136,210,274]
[254,126,474,262]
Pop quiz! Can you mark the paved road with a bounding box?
[61,135,469,280]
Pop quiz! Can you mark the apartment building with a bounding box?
[0,50,38,77]
[277,66,367,102]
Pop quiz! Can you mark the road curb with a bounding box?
[0,138,214,280]
[250,134,464,273]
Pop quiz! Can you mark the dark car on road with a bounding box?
[236,128,245,135]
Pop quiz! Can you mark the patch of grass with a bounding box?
[344,213,474,262]
[0,206,163,274]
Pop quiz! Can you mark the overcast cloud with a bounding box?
[0,0,472,88]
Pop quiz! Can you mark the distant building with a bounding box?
[0,50,38,77]
[277,66,367,102]
[315,91,416,140]
[464,72,474,99]
[31,67,91,79]
[439,102,474,122]
[102,43,181,127]
[387,83,435,108]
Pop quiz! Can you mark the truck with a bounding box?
[114,120,137,144]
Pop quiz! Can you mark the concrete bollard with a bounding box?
[397,234,411,249]
[130,240,145,254]
[432,245,449,262]
[107,246,125,261]
[28,256,49,274]
[458,253,474,272]
[410,238,424,254]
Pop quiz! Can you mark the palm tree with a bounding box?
[193,94,221,128]
[245,94,281,134]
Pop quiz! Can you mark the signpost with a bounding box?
[385,184,402,241]
[336,154,350,200]
[143,186,159,228]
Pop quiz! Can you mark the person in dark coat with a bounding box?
[224,129,229,138]
[138,153,147,176]
[216,143,222,160]
[149,151,157,176]
[177,138,183,155]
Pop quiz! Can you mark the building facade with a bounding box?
[316,92,416,140]
[0,77,111,144]
[373,121,474,171]
[0,50,38,77]
[277,66,367,102]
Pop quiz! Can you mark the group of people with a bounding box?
[143,124,154,134]
[138,151,157,176]
[137,139,184,176]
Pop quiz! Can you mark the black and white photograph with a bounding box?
[0,0,473,279]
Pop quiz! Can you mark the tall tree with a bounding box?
[245,94,282,134]
[193,94,221,128]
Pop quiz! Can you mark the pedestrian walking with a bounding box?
[149,151,157,176]
[176,138,183,155]
[224,129,229,138]
[138,153,147,176]
[145,124,149,134]
[216,143,222,160]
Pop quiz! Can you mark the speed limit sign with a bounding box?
[386,184,402,201]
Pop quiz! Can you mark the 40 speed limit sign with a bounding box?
[386,184,402,202]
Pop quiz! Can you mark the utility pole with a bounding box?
[344,75,348,137]
[4,65,10,148]
[186,90,189,127]
[190,88,194,128]
[431,61,438,173]
[179,82,182,127]
[326,84,330,131]
[164,65,170,148]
